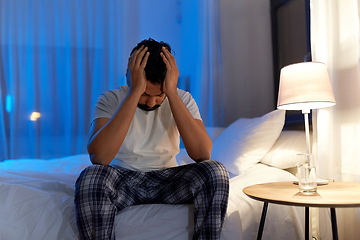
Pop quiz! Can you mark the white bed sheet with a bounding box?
[0,154,304,240]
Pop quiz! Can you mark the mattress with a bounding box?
[0,154,304,240]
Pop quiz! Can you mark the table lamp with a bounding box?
[277,62,335,180]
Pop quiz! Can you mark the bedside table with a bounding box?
[243,181,360,240]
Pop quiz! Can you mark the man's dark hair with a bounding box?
[131,38,171,85]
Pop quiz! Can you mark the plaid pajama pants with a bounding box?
[75,160,229,240]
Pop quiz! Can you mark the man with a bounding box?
[75,38,229,240]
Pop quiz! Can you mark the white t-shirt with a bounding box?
[92,85,202,172]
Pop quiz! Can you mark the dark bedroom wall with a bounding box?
[219,0,310,127]
[271,0,310,127]
[219,0,275,126]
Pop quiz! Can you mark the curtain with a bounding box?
[311,0,360,239]
[0,0,129,160]
[0,0,223,161]
[196,0,224,127]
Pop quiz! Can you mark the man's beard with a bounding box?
[137,103,161,111]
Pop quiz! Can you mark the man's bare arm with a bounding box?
[167,94,213,162]
[161,47,212,162]
[87,46,149,165]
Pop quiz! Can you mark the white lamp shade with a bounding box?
[277,62,336,110]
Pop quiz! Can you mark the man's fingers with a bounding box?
[160,52,169,66]
[131,45,144,68]
[140,51,150,68]
[134,46,148,67]
[161,47,176,67]
[161,47,173,58]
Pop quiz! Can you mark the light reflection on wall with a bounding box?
[6,95,12,113]
[30,112,41,121]
[339,117,360,179]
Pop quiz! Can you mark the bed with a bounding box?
[0,110,308,240]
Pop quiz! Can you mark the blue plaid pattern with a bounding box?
[75,160,229,240]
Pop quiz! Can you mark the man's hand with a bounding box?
[161,46,179,96]
[127,45,150,95]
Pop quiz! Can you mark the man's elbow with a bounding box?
[191,149,212,163]
[87,144,111,166]
[88,154,111,166]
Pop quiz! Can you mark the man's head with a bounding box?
[129,38,171,111]
[130,38,171,85]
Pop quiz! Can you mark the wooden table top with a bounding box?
[243,181,360,208]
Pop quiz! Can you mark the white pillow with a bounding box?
[261,130,307,169]
[211,109,285,175]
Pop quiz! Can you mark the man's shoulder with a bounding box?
[100,85,129,99]
[105,85,129,95]
[176,88,192,99]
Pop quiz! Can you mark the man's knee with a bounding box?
[75,165,115,193]
[203,160,228,175]
[197,160,229,184]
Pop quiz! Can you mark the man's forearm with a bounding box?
[167,92,212,162]
[87,91,141,165]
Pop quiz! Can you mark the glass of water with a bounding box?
[297,154,317,194]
